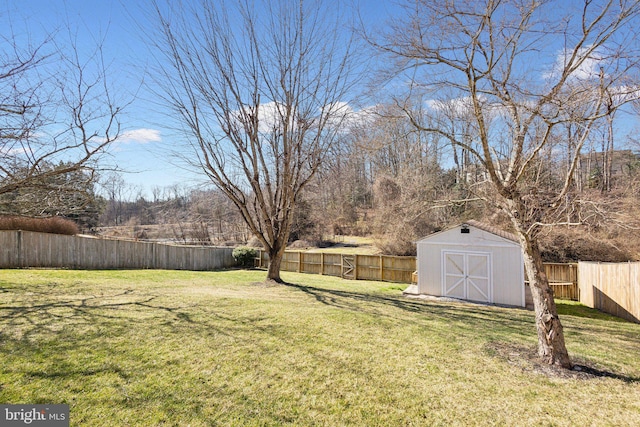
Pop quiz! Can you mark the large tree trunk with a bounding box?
[510,215,572,368]
[266,242,286,283]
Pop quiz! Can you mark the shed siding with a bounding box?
[417,224,525,307]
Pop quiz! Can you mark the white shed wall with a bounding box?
[417,225,525,307]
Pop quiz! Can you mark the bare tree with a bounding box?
[99,172,130,226]
[375,0,640,368]
[0,161,104,230]
[0,25,123,207]
[151,0,361,281]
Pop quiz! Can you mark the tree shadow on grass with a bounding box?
[0,282,289,347]
[283,281,534,328]
[0,285,216,345]
[487,341,640,383]
[22,359,132,382]
[0,282,300,397]
[284,281,640,383]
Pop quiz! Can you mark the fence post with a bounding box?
[379,255,384,281]
[298,251,302,273]
[320,253,324,275]
[354,254,359,280]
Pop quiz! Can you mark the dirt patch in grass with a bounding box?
[486,341,639,382]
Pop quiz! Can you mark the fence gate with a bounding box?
[342,255,355,279]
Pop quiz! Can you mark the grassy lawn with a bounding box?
[1,269,639,426]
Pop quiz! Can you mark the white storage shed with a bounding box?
[416,220,525,307]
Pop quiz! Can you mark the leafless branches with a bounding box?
[374,0,640,368]
[0,24,123,206]
[151,0,361,281]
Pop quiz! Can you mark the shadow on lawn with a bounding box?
[487,341,640,383]
[0,283,289,388]
[285,281,640,383]
[283,281,533,329]
[0,283,285,346]
[0,285,202,342]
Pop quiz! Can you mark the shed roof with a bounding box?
[465,220,519,243]
[417,220,520,244]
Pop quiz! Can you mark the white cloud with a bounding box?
[605,84,640,105]
[229,102,281,134]
[543,46,606,82]
[0,146,29,156]
[231,101,371,134]
[325,102,376,130]
[426,95,505,119]
[426,96,476,116]
[256,102,282,133]
[119,128,162,144]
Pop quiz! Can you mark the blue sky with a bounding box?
[2,0,393,198]
[3,1,638,198]
[3,1,176,195]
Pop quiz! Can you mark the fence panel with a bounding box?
[0,231,19,268]
[578,261,640,323]
[382,256,416,283]
[550,283,579,300]
[300,252,323,275]
[256,249,417,283]
[544,263,577,285]
[355,255,382,281]
[0,230,235,271]
[525,263,579,302]
[20,231,76,268]
[281,251,301,272]
[115,239,155,269]
[321,254,343,277]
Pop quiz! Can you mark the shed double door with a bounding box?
[442,251,492,303]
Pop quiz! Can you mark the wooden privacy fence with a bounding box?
[255,250,416,283]
[524,263,579,308]
[544,263,579,300]
[256,250,580,293]
[578,261,640,323]
[0,230,236,271]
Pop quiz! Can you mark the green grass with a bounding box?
[1,269,639,426]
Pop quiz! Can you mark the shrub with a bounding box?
[232,246,258,267]
[0,215,80,235]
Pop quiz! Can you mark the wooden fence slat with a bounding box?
[256,249,417,284]
[578,261,640,323]
[0,230,235,271]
